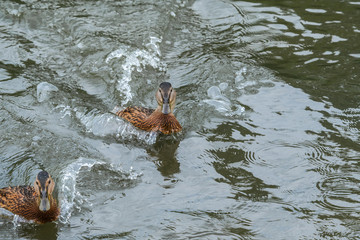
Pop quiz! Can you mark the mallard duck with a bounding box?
[0,171,59,224]
[114,82,182,134]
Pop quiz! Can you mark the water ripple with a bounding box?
[244,141,328,167]
[316,175,360,213]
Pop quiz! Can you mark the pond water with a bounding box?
[0,0,359,239]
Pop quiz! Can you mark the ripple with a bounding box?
[331,35,347,43]
[315,175,360,213]
[0,77,31,95]
[305,9,327,14]
[244,141,327,168]
[349,53,360,58]
[294,50,313,56]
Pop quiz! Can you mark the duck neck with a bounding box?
[155,104,172,115]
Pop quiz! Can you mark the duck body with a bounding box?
[116,106,182,134]
[115,82,182,134]
[0,171,59,224]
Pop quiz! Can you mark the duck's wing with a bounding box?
[115,106,155,130]
[0,186,36,216]
[114,106,182,134]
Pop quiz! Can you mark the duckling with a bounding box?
[114,82,182,134]
[0,171,59,224]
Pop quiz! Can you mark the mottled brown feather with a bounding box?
[0,186,59,224]
[116,106,182,134]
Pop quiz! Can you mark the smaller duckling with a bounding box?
[0,171,59,224]
[114,82,182,134]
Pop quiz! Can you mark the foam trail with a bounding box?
[75,109,121,137]
[116,121,158,145]
[54,105,158,144]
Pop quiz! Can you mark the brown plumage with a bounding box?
[0,171,59,224]
[114,82,182,134]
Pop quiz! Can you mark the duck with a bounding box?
[0,171,59,224]
[114,82,182,134]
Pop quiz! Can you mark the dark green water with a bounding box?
[0,0,359,239]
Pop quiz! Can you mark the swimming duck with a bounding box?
[114,82,182,134]
[0,171,59,224]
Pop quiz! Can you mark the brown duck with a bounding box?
[114,82,182,134]
[0,171,59,224]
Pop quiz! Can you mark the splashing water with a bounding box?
[36,82,59,103]
[59,158,97,224]
[203,83,245,117]
[105,36,165,104]
[111,106,159,144]
[58,158,142,224]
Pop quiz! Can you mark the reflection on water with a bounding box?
[15,223,58,240]
[148,139,181,176]
[0,0,359,239]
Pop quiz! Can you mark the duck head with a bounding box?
[34,171,55,212]
[156,82,177,114]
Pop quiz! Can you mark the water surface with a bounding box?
[0,0,359,239]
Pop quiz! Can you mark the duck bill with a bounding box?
[162,103,170,114]
[39,190,51,212]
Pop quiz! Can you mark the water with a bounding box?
[0,0,359,239]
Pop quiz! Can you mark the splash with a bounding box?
[58,158,142,224]
[105,36,165,104]
[59,158,97,224]
[36,82,59,103]
[203,84,245,117]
